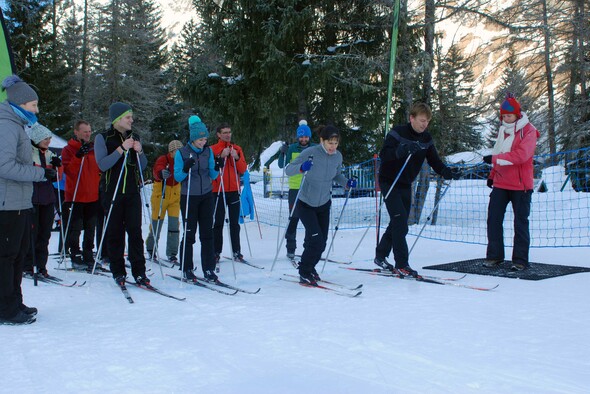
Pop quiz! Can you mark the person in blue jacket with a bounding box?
[174,115,220,282]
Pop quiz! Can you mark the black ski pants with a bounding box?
[24,203,54,273]
[285,188,300,254]
[486,188,532,265]
[213,191,241,255]
[297,200,331,274]
[103,193,146,279]
[64,200,99,262]
[180,193,216,274]
[0,210,31,319]
[375,186,412,268]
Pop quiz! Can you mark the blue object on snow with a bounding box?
[239,171,255,223]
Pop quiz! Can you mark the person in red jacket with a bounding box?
[483,93,540,271]
[61,120,102,270]
[145,140,182,264]
[210,123,248,264]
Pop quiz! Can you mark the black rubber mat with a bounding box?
[422,258,590,281]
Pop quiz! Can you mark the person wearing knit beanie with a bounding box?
[29,123,53,145]
[499,92,522,119]
[93,101,149,286]
[0,76,46,325]
[172,116,220,281]
[188,115,208,141]
[145,139,183,263]
[483,91,540,272]
[168,140,183,152]
[109,102,133,125]
[1,75,38,105]
[275,119,317,260]
[296,121,312,139]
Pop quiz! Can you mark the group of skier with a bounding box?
[0,73,538,325]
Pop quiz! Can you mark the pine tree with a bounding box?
[174,0,397,166]
[84,0,171,150]
[432,42,482,156]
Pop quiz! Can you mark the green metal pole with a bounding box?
[384,0,401,136]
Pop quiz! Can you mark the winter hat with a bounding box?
[188,115,208,141]
[296,120,312,138]
[30,123,53,144]
[500,92,521,118]
[168,139,183,152]
[1,75,38,105]
[109,102,132,124]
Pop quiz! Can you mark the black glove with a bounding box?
[483,155,492,164]
[76,143,90,158]
[214,157,225,171]
[160,169,171,180]
[279,143,288,154]
[50,156,62,167]
[441,167,462,180]
[396,141,421,158]
[182,157,196,173]
[487,178,494,188]
[44,168,57,182]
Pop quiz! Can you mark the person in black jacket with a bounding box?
[374,103,461,277]
[94,102,149,286]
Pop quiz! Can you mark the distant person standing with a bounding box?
[174,116,220,282]
[373,103,461,278]
[23,123,60,278]
[483,93,539,271]
[278,120,316,261]
[61,120,101,270]
[0,75,48,325]
[210,123,248,264]
[145,139,183,264]
[94,102,149,286]
[285,125,356,285]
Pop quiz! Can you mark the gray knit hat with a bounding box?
[1,75,39,105]
[30,123,53,144]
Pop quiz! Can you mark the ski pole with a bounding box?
[217,158,237,280]
[276,166,286,251]
[252,188,263,239]
[232,155,252,257]
[180,154,192,286]
[270,155,313,272]
[348,154,412,263]
[150,177,167,279]
[60,156,85,264]
[321,184,352,273]
[90,151,129,284]
[408,180,452,257]
[54,165,66,264]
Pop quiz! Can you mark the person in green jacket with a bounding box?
[277,120,316,261]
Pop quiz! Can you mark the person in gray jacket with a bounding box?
[0,75,52,325]
[285,125,356,285]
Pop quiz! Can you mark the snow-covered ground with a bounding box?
[2,215,589,393]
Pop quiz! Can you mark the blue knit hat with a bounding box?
[109,102,132,124]
[2,75,38,105]
[189,115,208,141]
[296,120,311,138]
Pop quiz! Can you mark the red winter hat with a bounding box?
[500,92,521,118]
